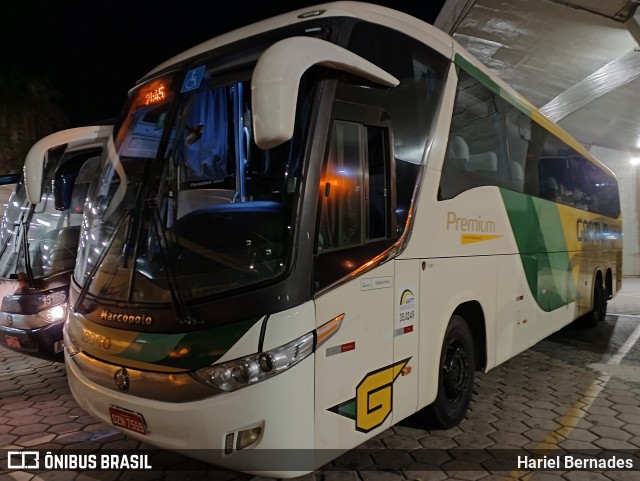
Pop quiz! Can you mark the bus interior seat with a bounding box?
[510,161,524,191]
[448,136,469,169]
[468,151,497,175]
[177,189,235,219]
[43,226,81,272]
[543,176,560,200]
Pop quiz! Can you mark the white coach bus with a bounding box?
[49,1,621,475]
[0,126,110,361]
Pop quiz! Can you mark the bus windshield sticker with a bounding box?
[181,66,206,93]
[397,288,416,326]
[360,276,393,291]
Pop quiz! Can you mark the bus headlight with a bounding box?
[195,332,314,392]
[48,305,66,321]
[42,304,67,323]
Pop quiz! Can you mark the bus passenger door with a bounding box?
[313,117,396,450]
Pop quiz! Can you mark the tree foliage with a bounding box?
[0,71,69,173]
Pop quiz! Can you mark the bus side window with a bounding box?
[440,70,522,199]
[314,120,394,291]
[318,121,391,251]
[505,109,530,193]
[318,121,364,251]
[528,128,620,218]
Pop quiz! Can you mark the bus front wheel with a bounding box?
[420,314,475,429]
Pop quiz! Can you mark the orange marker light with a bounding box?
[316,313,345,347]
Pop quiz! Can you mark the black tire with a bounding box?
[420,314,475,429]
[583,280,607,327]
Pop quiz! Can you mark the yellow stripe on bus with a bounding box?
[461,234,503,245]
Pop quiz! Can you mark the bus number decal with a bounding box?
[43,291,66,306]
[328,358,410,433]
[397,289,416,325]
[81,329,112,350]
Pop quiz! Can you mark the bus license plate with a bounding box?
[109,406,148,435]
[4,335,21,349]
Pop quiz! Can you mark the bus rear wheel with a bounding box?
[584,280,607,327]
[420,314,475,429]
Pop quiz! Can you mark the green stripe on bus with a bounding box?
[500,189,576,311]
[454,54,500,95]
[119,316,261,370]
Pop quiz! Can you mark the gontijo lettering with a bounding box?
[576,218,619,243]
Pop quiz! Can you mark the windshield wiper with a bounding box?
[150,205,197,326]
[74,209,129,313]
[20,220,35,288]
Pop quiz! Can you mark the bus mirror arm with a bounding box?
[251,36,399,150]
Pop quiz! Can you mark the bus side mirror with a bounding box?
[251,36,399,150]
[53,157,84,211]
[53,155,102,211]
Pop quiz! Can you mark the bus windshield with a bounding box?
[0,171,90,282]
[0,178,29,278]
[74,64,310,308]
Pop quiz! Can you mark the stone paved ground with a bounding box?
[0,280,639,481]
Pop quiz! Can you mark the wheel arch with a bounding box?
[452,300,487,372]
[591,268,604,307]
[605,268,613,299]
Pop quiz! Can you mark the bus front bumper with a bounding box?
[65,347,317,476]
[0,321,64,361]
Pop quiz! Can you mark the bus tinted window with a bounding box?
[347,22,448,233]
[318,121,365,251]
[440,70,522,199]
[440,69,620,219]
[536,134,620,218]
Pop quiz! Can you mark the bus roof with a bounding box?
[138,1,614,178]
[141,1,454,80]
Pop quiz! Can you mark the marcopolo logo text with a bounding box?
[100,309,153,326]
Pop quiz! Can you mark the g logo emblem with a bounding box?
[328,358,410,432]
[114,367,130,393]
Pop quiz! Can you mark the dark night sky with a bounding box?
[1,1,445,127]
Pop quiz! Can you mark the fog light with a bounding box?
[236,427,262,450]
[53,340,64,353]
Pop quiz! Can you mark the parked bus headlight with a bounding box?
[195,332,314,392]
[47,305,66,321]
[41,304,67,323]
